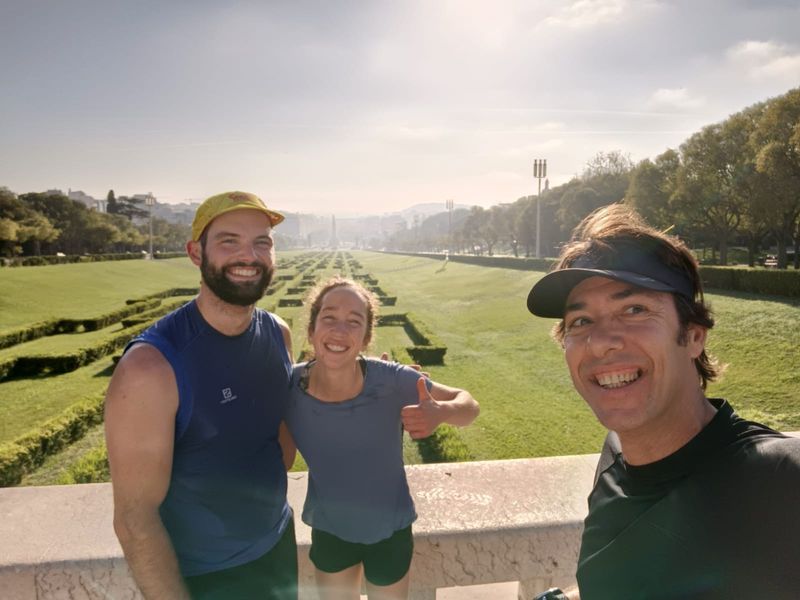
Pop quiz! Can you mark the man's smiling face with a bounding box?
[562,276,706,439]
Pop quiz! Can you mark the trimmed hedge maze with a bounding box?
[0,251,473,487]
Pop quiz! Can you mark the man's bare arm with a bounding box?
[274,315,297,469]
[105,344,190,599]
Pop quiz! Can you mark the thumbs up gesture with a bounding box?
[401,377,441,439]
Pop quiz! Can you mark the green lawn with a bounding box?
[3,249,799,485]
[0,258,201,332]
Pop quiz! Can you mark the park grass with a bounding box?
[0,258,201,332]
[20,424,107,486]
[703,291,800,429]
[3,249,800,485]
[0,356,115,444]
[353,252,607,459]
[352,250,800,457]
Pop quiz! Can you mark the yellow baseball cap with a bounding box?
[191,191,285,241]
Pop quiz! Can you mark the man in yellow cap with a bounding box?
[105,191,298,599]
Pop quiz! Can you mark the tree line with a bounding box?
[385,87,800,269]
[0,189,190,257]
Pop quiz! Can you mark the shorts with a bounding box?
[184,518,298,600]
[310,525,413,587]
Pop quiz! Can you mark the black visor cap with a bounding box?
[527,244,695,318]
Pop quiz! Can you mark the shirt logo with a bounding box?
[220,388,238,404]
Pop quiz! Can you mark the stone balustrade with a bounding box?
[0,454,599,600]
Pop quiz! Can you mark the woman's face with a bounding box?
[309,286,370,367]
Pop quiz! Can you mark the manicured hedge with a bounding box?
[0,298,161,349]
[121,298,188,328]
[383,251,554,272]
[384,251,800,298]
[0,322,149,382]
[380,312,448,365]
[415,424,473,463]
[1,252,183,268]
[0,393,105,486]
[700,266,800,298]
[57,445,109,485]
[125,287,198,305]
[278,298,304,307]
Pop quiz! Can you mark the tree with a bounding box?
[625,150,680,231]
[672,123,746,264]
[114,196,149,221]
[20,191,89,254]
[106,189,118,215]
[515,197,537,257]
[0,188,59,256]
[557,151,634,234]
[751,87,800,269]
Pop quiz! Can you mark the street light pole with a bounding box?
[446,198,454,255]
[533,159,547,258]
[145,193,155,259]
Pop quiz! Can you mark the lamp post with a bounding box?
[145,193,155,259]
[446,198,454,255]
[533,159,547,258]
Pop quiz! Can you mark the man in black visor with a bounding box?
[528,204,800,600]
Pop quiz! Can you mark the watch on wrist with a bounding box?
[533,588,568,600]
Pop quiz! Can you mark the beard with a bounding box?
[200,251,274,307]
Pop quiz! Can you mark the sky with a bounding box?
[1,1,799,216]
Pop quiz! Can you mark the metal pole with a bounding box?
[446,199,453,254]
[533,159,547,259]
[146,193,155,259]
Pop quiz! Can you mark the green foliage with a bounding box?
[5,249,800,486]
[57,445,109,484]
[0,324,147,381]
[0,297,162,353]
[415,424,473,463]
[701,266,800,297]
[0,393,105,486]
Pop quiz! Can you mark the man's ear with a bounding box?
[187,240,202,267]
[686,324,707,359]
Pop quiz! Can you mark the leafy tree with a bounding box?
[115,195,149,221]
[558,151,633,234]
[751,87,800,268]
[672,123,746,264]
[20,191,89,254]
[515,197,537,257]
[625,150,680,231]
[0,188,59,256]
[106,189,118,215]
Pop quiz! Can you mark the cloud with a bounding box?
[727,40,800,80]
[372,125,448,143]
[502,139,566,158]
[541,0,643,29]
[647,87,706,110]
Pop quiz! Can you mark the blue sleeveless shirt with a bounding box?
[127,300,292,576]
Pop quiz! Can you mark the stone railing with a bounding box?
[0,454,599,599]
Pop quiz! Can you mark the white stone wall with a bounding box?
[0,455,599,600]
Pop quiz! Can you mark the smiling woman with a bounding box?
[284,276,479,600]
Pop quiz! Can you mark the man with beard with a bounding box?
[105,191,297,600]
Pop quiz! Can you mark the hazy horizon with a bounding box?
[2,1,798,216]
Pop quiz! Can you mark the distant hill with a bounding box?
[397,202,470,221]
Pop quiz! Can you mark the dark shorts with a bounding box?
[184,519,298,600]
[310,525,413,587]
